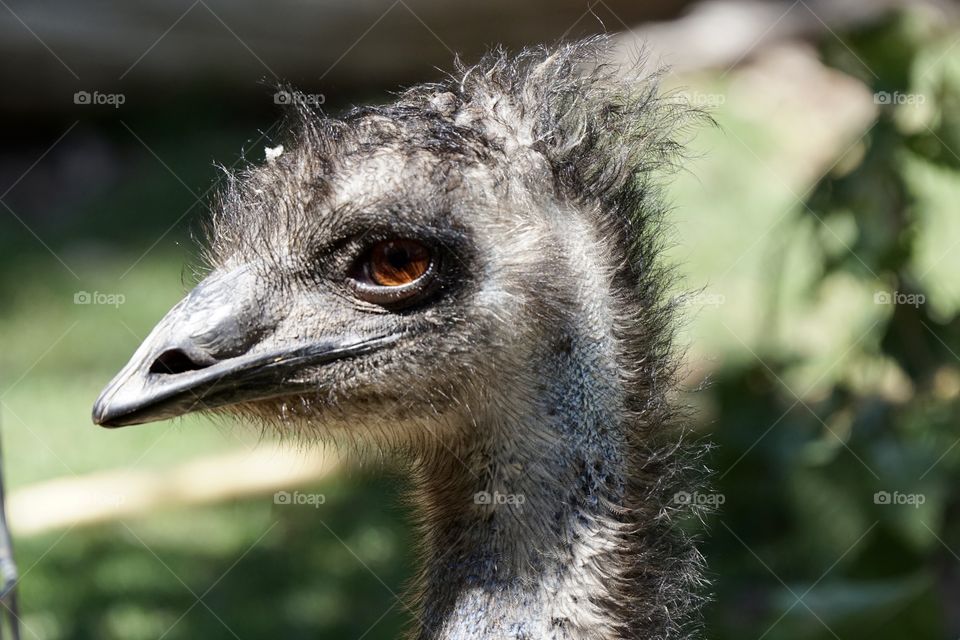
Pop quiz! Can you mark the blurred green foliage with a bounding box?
[0,7,958,639]
[701,9,960,640]
[16,474,413,639]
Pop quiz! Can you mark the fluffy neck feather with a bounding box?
[412,349,630,640]
[408,217,654,640]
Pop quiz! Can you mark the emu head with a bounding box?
[93,41,688,445]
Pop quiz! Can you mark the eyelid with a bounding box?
[347,242,439,309]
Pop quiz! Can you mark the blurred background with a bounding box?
[1,0,959,638]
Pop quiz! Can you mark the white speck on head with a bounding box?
[264,144,284,165]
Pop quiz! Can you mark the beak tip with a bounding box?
[91,396,117,428]
[91,378,189,429]
[92,387,137,428]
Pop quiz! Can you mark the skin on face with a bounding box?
[92,130,555,445]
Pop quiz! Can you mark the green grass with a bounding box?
[16,473,413,640]
[0,253,242,488]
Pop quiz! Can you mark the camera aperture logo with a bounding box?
[673,491,725,507]
[874,491,925,508]
[473,490,525,507]
[274,490,326,508]
[74,291,125,308]
[874,290,924,308]
[274,90,325,107]
[873,91,925,106]
[74,90,125,108]
[686,92,726,108]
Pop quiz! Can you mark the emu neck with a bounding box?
[412,321,631,639]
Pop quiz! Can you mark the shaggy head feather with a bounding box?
[100,37,710,639]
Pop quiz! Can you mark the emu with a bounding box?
[93,39,706,640]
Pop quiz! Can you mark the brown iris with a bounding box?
[367,240,431,287]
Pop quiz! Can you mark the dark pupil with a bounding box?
[385,246,410,270]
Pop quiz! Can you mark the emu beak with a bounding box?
[92,267,395,428]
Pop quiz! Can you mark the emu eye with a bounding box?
[368,240,430,286]
[349,239,436,307]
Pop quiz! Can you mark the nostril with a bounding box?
[149,349,211,375]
